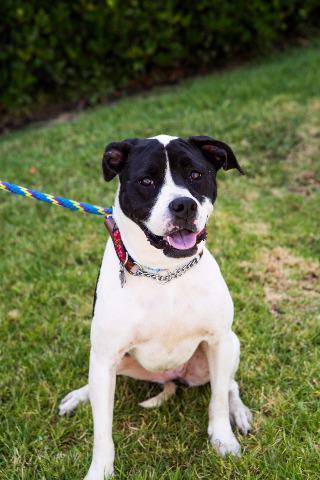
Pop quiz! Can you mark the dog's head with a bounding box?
[102,135,243,258]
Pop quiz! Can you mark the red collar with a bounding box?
[105,216,137,273]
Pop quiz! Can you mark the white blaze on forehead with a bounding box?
[149,134,178,147]
[145,148,207,237]
[162,149,196,201]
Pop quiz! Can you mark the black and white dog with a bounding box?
[59,135,252,479]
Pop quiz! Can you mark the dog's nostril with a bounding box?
[169,197,197,217]
[173,202,184,213]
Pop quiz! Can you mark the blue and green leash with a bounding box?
[0,180,113,218]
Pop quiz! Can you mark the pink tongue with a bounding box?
[166,230,197,250]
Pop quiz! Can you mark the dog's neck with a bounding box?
[113,195,202,270]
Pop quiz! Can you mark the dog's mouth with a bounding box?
[165,229,198,250]
[140,224,206,258]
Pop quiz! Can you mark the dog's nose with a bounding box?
[169,197,197,219]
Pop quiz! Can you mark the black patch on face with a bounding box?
[166,138,217,204]
[118,139,167,224]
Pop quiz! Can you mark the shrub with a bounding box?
[0,0,319,120]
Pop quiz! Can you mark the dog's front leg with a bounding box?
[206,332,241,456]
[85,348,117,480]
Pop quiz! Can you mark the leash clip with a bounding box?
[119,253,130,287]
[119,262,126,288]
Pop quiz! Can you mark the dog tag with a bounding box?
[119,263,126,288]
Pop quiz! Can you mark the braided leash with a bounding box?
[0,180,112,217]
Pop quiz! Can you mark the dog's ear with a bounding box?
[102,140,135,181]
[189,135,244,174]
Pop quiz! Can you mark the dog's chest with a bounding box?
[125,279,216,372]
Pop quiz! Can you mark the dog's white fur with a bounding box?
[149,134,178,146]
[59,135,251,479]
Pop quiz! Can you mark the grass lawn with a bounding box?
[0,45,319,479]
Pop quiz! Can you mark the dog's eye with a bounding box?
[190,171,202,180]
[139,177,154,187]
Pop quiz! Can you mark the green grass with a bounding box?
[0,45,319,479]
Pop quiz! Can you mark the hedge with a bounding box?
[1,0,319,120]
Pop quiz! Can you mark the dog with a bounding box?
[59,135,252,479]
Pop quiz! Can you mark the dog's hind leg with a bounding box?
[139,381,177,409]
[117,355,177,408]
[59,385,89,416]
[227,332,252,435]
[229,379,252,435]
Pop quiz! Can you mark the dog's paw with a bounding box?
[84,463,114,480]
[230,401,252,435]
[208,424,241,457]
[209,433,241,457]
[59,386,88,416]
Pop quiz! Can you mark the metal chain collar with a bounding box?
[122,253,202,285]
